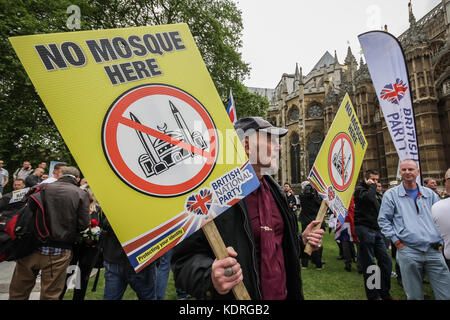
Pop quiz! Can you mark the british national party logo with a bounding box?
[185,188,213,216]
[379,78,408,105]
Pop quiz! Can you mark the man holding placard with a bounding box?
[172,117,324,300]
[304,93,367,260]
[9,23,321,300]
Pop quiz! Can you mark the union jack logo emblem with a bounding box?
[380,78,408,105]
[327,186,335,201]
[185,188,213,216]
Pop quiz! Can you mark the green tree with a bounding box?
[229,83,269,119]
[0,0,79,182]
[82,0,268,116]
[0,0,267,191]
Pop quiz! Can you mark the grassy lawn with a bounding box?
[65,230,435,300]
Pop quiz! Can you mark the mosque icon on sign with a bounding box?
[129,100,207,178]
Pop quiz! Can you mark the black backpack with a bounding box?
[0,185,50,262]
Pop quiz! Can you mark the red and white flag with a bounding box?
[226,89,237,124]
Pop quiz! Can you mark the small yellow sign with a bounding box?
[308,93,367,224]
[9,24,261,272]
[136,228,184,265]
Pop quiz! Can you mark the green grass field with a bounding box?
[64,230,435,300]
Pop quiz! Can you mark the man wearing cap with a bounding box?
[172,117,324,300]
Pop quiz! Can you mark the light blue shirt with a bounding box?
[405,187,418,201]
[378,183,442,252]
[0,168,8,186]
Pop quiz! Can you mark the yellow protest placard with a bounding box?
[9,24,260,272]
[308,93,367,224]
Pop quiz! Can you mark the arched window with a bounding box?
[288,106,300,122]
[290,132,301,183]
[307,132,323,171]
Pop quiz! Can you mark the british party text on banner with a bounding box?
[358,31,420,181]
[9,24,260,272]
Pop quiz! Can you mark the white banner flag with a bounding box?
[358,31,420,181]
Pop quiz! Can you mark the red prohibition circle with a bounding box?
[328,132,355,192]
[102,84,218,197]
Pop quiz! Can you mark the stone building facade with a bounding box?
[248,1,450,192]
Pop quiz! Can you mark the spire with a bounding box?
[281,75,288,94]
[295,63,300,80]
[346,46,353,59]
[401,0,427,51]
[299,66,303,85]
[355,56,371,84]
[408,1,416,25]
[334,50,339,66]
[344,45,357,69]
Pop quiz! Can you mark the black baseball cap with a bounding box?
[234,117,288,140]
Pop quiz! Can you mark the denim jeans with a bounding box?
[396,246,450,300]
[155,249,173,300]
[354,225,392,300]
[103,261,156,300]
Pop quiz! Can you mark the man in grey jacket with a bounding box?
[378,159,450,300]
[9,166,91,300]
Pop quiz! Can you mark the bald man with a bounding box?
[378,159,450,300]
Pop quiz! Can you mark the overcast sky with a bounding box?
[235,0,442,89]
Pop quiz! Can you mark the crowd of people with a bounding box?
[0,118,450,301]
[287,164,450,300]
[0,161,179,300]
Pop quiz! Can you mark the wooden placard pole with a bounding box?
[304,200,328,256]
[202,219,251,300]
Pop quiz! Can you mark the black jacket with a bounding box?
[100,214,130,265]
[42,176,91,248]
[298,186,322,227]
[353,181,381,230]
[171,175,303,300]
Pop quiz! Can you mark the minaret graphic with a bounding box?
[169,100,196,157]
[332,145,352,182]
[129,112,169,177]
[129,101,207,178]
